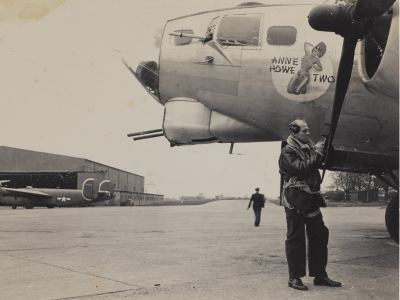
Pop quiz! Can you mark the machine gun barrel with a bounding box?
[127,129,163,137]
[133,133,164,141]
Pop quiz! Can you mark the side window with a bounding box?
[173,29,194,46]
[267,26,297,46]
[217,14,261,46]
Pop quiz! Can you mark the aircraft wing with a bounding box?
[1,188,52,198]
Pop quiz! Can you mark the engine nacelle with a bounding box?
[358,2,399,101]
[163,98,278,146]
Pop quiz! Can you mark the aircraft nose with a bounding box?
[136,61,158,91]
[122,58,162,105]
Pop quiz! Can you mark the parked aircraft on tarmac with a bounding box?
[0,179,115,209]
[124,1,399,242]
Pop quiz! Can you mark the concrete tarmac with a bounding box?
[0,201,398,300]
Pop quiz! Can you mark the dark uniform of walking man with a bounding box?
[247,188,265,226]
[279,119,341,291]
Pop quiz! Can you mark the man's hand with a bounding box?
[315,140,325,153]
[247,207,250,210]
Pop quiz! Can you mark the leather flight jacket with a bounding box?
[279,145,325,215]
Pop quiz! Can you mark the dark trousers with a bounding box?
[253,207,262,226]
[285,208,329,279]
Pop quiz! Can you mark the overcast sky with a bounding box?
[0,0,332,198]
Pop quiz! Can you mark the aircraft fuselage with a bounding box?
[0,188,108,208]
[153,4,398,172]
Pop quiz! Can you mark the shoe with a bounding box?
[288,278,308,291]
[314,277,342,287]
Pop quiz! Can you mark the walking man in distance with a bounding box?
[247,188,265,227]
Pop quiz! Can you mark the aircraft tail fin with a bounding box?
[98,180,116,200]
[0,180,10,188]
[82,178,99,201]
[82,179,116,201]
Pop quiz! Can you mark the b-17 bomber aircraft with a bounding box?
[124,1,399,242]
[0,179,115,209]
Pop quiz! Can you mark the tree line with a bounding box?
[330,171,397,201]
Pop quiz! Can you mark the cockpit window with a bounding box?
[267,26,297,46]
[173,29,194,46]
[217,14,261,46]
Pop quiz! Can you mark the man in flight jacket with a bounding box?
[279,119,341,291]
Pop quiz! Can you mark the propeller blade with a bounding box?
[322,37,358,173]
[323,36,358,166]
[353,0,396,21]
[308,1,380,168]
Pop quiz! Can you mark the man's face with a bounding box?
[294,121,310,143]
[312,48,321,57]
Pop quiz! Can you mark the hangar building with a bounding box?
[0,146,163,205]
